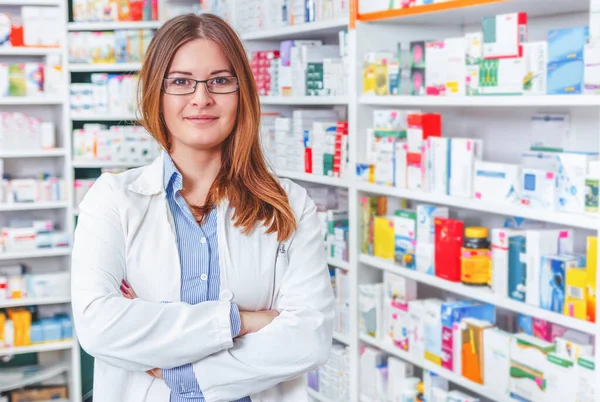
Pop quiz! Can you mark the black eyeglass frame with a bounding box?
[162,76,239,95]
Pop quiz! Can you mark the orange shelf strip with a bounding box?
[357,0,505,22]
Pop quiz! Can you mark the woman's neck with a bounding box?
[169,145,222,205]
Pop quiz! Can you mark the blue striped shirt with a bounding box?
[162,152,251,402]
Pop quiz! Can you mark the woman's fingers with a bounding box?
[120,280,138,299]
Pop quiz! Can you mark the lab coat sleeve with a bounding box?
[71,174,235,372]
[191,193,335,402]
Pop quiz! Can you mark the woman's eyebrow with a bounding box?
[167,70,193,76]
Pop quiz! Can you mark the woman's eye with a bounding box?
[173,79,190,86]
[211,77,229,85]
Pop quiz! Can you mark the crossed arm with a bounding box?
[70,175,335,401]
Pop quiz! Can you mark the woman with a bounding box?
[71,13,334,402]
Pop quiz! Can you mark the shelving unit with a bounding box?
[244,0,600,400]
[260,96,349,105]
[0,149,67,158]
[240,17,349,41]
[0,0,79,399]
[0,96,63,105]
[0,201,69,212]
[67,20,162,31]
[0,341,74,357]
[68,62,143,72]
[359,334,513,402]
[0,361,70,393]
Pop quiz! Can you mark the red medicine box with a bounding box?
[434,217,464,282]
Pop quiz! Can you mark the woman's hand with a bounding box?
[120,280,160,379]
[237,310,280,338]
[120,280,137,299]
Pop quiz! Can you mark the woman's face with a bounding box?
[162,38,239,153]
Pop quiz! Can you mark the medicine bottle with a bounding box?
[460,227,491,286]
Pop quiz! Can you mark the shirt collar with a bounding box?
[162,150,183,192]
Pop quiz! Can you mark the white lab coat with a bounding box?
[70,153,335,402]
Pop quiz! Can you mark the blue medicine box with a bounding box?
[548,26,589,63]
[547,59,584,95]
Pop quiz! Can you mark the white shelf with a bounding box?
[360,254,597,334]
[0,361,70,393]
[0,0,61,4]
[356,182,599,230]
[72,160,148,169]
[0,96,63,105]
[0,201,68,212]
[359,335,512,402]
[327,257,350,270]
[0,296,70,309]
[69,62,142,72]
[72,114,137,121]
[0,148,66,158]
[68,20,162,31]
[360,94,600,107]
[277,170,349,187]
[241,18,349,41]
[333,332,350,345]
[261,96,349,105]
[365,0,588,25]
[0,340,74,357]
[307,388,337,402]
[0,47,62,56]
[0,248,71,261]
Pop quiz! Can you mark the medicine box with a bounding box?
[416,243,435,276]
[423,299,444,366]
[446,391,479,402]
[394,142,408,189]
[444,37,467,96]
[521,168,556,210]
[473,161,520,205]
[523,41,548,95]
[507,234,526,302]
[408,299,428,359]
[373,216,395,260]
[460,318,493,385]
[548,26,589,63]
[491,228,521,297]
[576,356,596,401]
[584,43,600,94]
[546,353,577,402]
[587,236,597,323]
[547,59,584,95]
[425,41,446,96]
[434,218,463,283]
[479,58,524,95]
[556,335,594,363]
[510,333,555,401]
[394,209,416,269]
[482,12,527,59]
[441,301,495,373]
[359,283,384,339]
[564,265,587,320]
[410,41,426,68]
[483,328,511,397]
[427,137,450,195]
[526,229,574,307]
[540,254,584,314]
[374,109,406,138]
[449,138,483,198]
[416,204,449,245]
[556,152,598,213]
[465,32,483,65]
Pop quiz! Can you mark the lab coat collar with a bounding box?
[128,153,165,196]
[127,152,231,210]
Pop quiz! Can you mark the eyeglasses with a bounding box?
[163,76,239,95]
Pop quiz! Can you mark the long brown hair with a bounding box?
[138,13,296,241]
